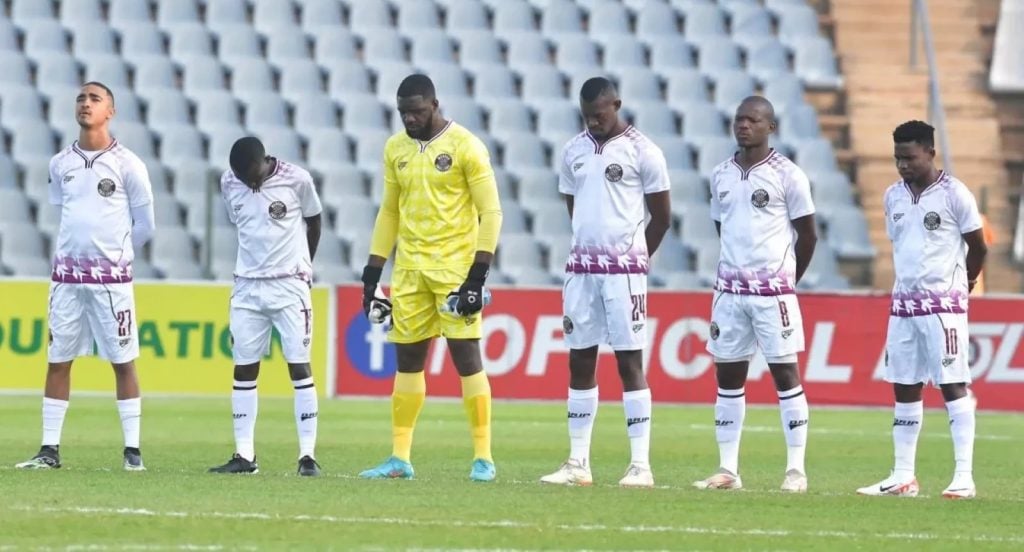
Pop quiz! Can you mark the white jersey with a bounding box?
[220,159,323,281]
[709,149,814,296]
[558,126,670,274]
[884,171,981,317]
[48,140,153,284]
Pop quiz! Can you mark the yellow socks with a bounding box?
[391,371,426,462]
[461,371,493,462]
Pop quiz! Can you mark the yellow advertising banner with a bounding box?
[0,280,330,397]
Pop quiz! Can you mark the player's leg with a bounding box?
[86,283,146,471]
[17,284,88,469]
[540,274,601,486]
[436,267,494,481]
[751,294,809,491]
[361,268,433,479]
[857,316,923,497]
[607,273,653,487]
[695,292,755,489]
[933,314,975,499]
[268,284,321,476]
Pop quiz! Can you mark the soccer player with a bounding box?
[693,96,818,493]
[857,121,986,499]
[208,137,324,477]
[539,77,671,488]
[359,74,503,482]
[15,82,155,471]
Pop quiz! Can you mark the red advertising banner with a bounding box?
[334,286,1024,411]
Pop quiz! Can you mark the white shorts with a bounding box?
[885,313,970,386]
[48,282,139,364]
[230,277,313,365]
[562,273,647,351]
[706,292,804,361]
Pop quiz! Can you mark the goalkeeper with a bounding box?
[359,74,503,482]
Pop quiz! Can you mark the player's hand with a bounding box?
[361,265,383,317]
[456,262,489,316]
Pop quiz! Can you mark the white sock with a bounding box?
[893,401,923,479]
[116,397,142,449]
[778,385,809,473]
[946,395,975,475]
[233,380,258,461]
[293,377,318,459]
[715,388,745,475]
[42,397,69,447]
[567,386,598,465]
[623,388,652,467]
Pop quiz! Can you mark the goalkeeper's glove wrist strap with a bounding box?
[467,261,490,283]
[361,265,383,287]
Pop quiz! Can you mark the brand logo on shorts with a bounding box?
[719,191,729,200]
[300,412,317,421]
[781,328,794,339]
[709,321,720,340]
[63,174,74,183]
[626,416,650,427]
[787,419,808,430]
[632,323,644,333]
[268,201,287,220]
[562,316,574,335]
[303,337,311,347]
[434,153,453,172]
[893,212,904,222]
[751,189,769,208]
[942,356,955,367]
[573,162,584,172]
[118,338,130,348]
[605,163,623,182]
[97,178,116,197]
[233,204,243,213]
[923,211,941,230]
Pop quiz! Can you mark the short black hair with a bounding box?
[397,74,436,99]
[229,136,265,174]
[579,77,617,102]
[738,96,775,123]
[893,120,934,148]
[82,81,115,106]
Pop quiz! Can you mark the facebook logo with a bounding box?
[344,313,397,379]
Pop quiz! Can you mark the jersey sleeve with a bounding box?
[708,165,722,222]
[220,171,238,225]
[369,139,400,259]
[48,157,62,206]
[462,135,502,254]
[557,143,576,195]
[882,186,895,241]
[123,155,154,208]
[950,182,983,234]
[784,166,815,220]
[639,143,671,194]
[299,172,323,217]
[461,134,496,189]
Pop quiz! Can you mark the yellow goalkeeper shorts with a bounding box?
[388,266,482,344]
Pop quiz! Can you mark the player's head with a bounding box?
[229,136,270,190]
[893,120,936,182]
[76,82,115,130]
[397,74,441,141]
[579,77,622,140]
[732,96,776,148]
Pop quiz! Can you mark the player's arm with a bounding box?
[709,167,721,237]
[963,229,987,291]
[300,175,324,261]
[126,157,156,250]
[953,184,987,291]
[558,145,576,220]
[639,146,672,255]
[455,137,503,314]
[304,214,321,261]
[791,214,817,284]
[564,195,574,219]
[362,147,400,315]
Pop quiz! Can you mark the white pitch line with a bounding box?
[10,506,1024,545]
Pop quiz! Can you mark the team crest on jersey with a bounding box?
[750,189,769,208]
[268,201,287,220]
[562,316,574,335]
[710,321,720,340]
[893,212,904,222]
[923,211,941,230]
[97,178,116,197]
[605,164,623,182]
[434,153,453,172]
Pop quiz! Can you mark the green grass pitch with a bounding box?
[0,396,1021,551]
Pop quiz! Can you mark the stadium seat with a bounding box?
[455,32,504,74]
[0,223,47,273]
[156,0,201,29]
[84,55,131,88]
[536,101,581,146]
[684,4,727,38]
[348,0,394,30]
[447,1,490,32]
[419,63,471,99]
[306,128,353,169]
[293,94,339,134]
[119,25,168,65]
[729,4,773,37]
[397,1,443,32]
[242,93,290,130]
[23,21,70,58]
[775,4,821,46]
[266,33,312,68]
[301,0,345,33]
[343,96,389,133]
[651,135,695,170]
[602,37,647,74]
[795,137,838,174]
[205,0,249,31]
[506,32,552,70]
[410,31,457,65]
[145,90,194,135]
[169,24,214,60]
[160,125,206,167]
[713,70,756,115]
[0,189,33,223]
[0,20,20,52]
[109,0,153,29]
[521,65,567,105]
[554,35,600,70]
[746,39,792,84]
[794,36,843,88]
[183,57,229,95]
[12,122,58,165]
[11,0,56,23]
[617,68,662,101]
[0,53,33,86]
[374,61,419,108]
[355,130,392,172]
[333,196,379,244]
[493,2,538,36]
[253,0,299,35]
[150,227,198,270]
[133,56,180,97]
[71,26,117,57]
[697,137,737,175]
[648,35,696,71]
[111,122,157,159]
[216,25,264,68]
[588,2,631,41]
[636,2,681,36]
[326,60,374,98]
[473,66,518,103]
[0,88,45,130]
[825,206,877,260]
[313,29,359,64]
[279,60,325,102]
[697,37,742,75]
[763,74,805,116]
[497,233,544,273]
[501,132,548,169]
[442,98,486,133]
[362,31,408,64]
[487,100,534,143]
[630,103,678,136]
[683,109,727,141]
[258,129,303,164]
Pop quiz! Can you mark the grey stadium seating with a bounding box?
[0,0,857,290]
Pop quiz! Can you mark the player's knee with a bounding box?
[234,362,260,381]
[396,341,431,371]
[287,363,312,380]
[47,361,72,376]
[939,382,969,402]
[110,361,135,375]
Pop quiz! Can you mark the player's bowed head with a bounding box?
[578,76,626,141]
[397,74,445,141]
[732,96,777,150]
[892,120,938,187]
[229,136,275,192]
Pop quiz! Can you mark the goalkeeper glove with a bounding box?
[361,265,383,318]
[455,262,489,316]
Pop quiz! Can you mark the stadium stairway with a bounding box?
[830,0,1020,292]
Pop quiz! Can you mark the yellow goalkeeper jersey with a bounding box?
[372,121,501,269]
